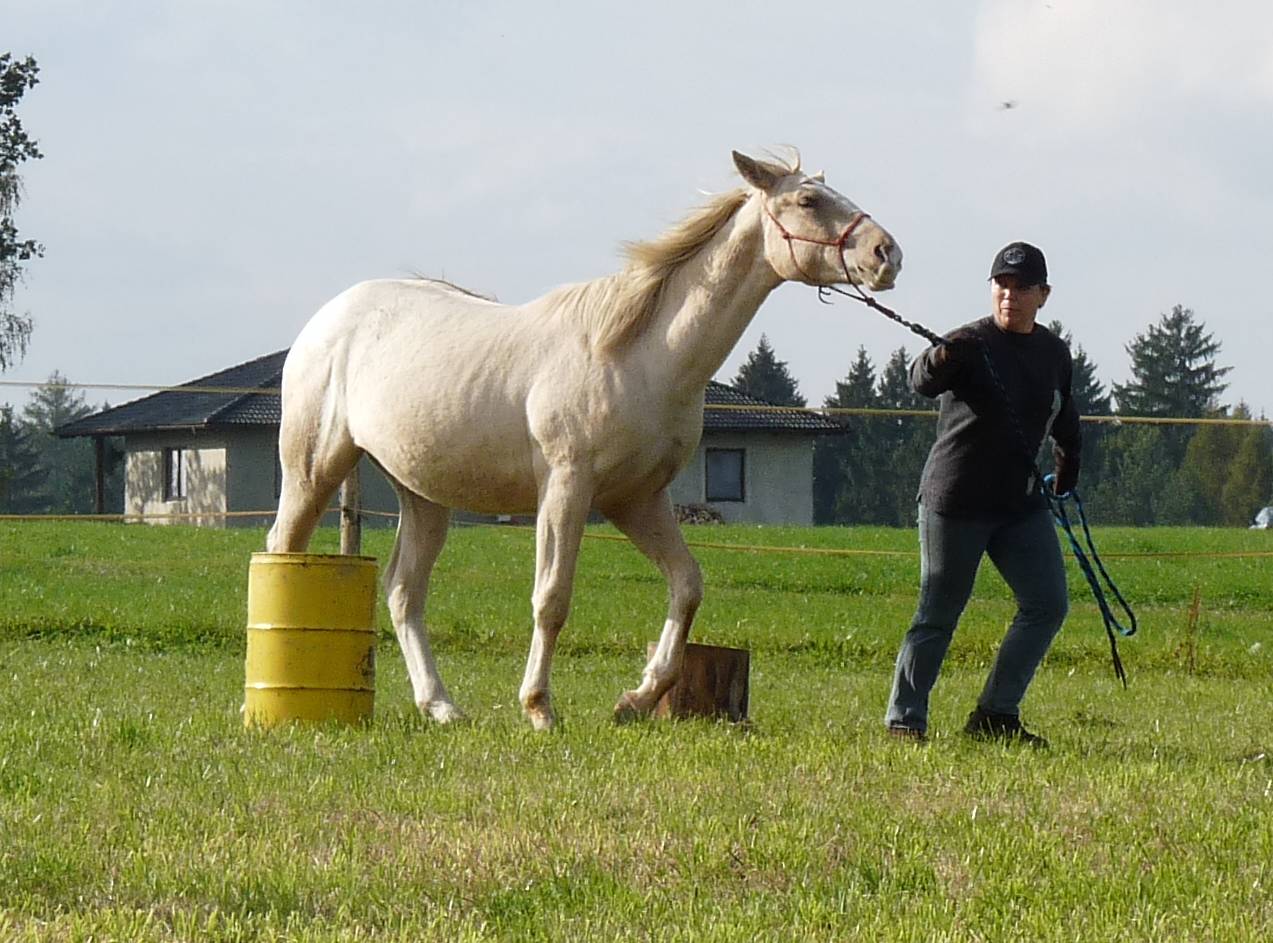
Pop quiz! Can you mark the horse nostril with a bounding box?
[874,241,892,264]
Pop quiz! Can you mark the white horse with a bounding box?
[268,150,901,730]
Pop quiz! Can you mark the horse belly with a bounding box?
[593,425,699,508]
[356,403,541,514]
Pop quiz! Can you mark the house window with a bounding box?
[163,447,186,501]
[705,448,745,502]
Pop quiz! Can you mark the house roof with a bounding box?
[55,350,288,437]
[702,382,842,433]
[57,351,843,437]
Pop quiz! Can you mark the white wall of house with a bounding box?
[124,431,228,526]
[122,427,819,527]
[128,428,400,527]
[668,432,816,525]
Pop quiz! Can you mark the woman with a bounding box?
[884,241,1081,746]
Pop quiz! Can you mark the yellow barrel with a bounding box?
[244,552,378,728]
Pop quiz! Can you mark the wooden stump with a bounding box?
[649,642,750,722]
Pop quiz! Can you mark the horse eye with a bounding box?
[797,194,819,208]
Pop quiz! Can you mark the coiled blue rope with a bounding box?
[1044,476,1137,688]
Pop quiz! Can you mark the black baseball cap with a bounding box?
[989,241,1048,285]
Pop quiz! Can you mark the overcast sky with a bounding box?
[5,0,1272,418]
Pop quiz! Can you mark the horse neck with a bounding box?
[644,198,781,391]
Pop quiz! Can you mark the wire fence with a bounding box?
[2,376,1271,557]
[1,378,1269,427]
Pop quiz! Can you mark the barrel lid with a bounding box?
[250,552,377,565]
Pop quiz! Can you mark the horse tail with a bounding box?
[269,300,363,552]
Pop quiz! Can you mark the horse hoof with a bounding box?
[612,693,647,725]
[425,702,465,725]
[521,690,557,731]
[526,709,557,732]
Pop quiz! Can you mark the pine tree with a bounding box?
[876,347,926,413]
[0,404,47,511]
[731,334,806,406]
[813,346,881,523]
[1113,305,1230,419]
[1046,321,1111,416]
[1109,305,1231,502]
[829,346,880,410]
[876,347,932,525]
[1047,319,1112,497]
[22,371,97,512]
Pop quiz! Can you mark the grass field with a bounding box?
[1,520,1271,941]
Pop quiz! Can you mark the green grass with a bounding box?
[3,520,1270,674]
[1,520,1272,940]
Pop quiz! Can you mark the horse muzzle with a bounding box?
[859,260,900,292]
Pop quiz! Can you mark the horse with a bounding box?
[268,149,902,730]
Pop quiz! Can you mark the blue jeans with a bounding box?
[885,504,1068,733]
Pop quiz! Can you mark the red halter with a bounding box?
[763,202,871,286]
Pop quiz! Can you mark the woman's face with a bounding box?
[990,274,1050,334]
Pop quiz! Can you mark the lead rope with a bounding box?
[1044,479,1136,687]
[820,283,1136,686]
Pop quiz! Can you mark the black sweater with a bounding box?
[911,316,1082,516]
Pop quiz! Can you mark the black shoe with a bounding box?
[886,724,927,743]
[963,707,1048,748]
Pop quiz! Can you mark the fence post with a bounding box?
[339,464,361,555]
[1183,584,1202,675]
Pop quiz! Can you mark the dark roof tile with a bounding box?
[56,350,286,437]
[703,381,843,433]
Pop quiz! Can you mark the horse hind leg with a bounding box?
[604,489,703,722]
[266,409,360,553]
[383,484,462,724]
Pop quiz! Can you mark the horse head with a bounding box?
[733,150,901,292]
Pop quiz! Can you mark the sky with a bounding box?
[5,0,1272,418]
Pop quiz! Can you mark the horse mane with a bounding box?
[613,188,758,351]
[544,188,750,356]
[539,152,802,355]
[410,275,498,303]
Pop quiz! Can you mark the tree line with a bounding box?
[0,375,124,513]
[4,309,1270,523]
[733,307,1273,527]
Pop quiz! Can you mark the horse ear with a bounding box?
[811,170,825,182]
[733,151,780,192]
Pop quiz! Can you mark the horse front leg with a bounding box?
[519,467,591,732]
[604,489,704,722]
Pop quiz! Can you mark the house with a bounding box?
[57,350,844,526]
